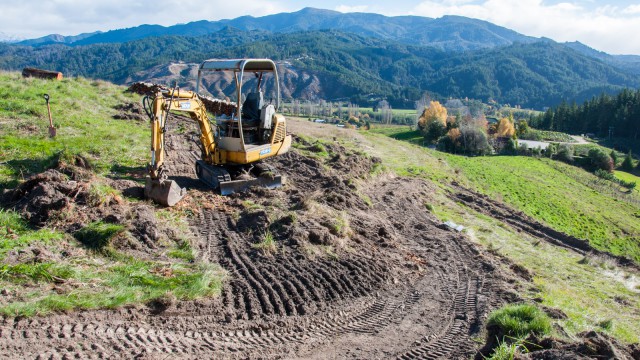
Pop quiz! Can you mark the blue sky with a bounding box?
[2,1,640,54]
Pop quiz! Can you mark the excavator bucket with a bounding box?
[144,178,187,207]
[219,174,284,196]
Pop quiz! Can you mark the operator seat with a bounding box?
[242,91,264,127]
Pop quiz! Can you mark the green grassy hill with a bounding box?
[0,72,147,189]
[349,123,639,343]
[0,73,223,316]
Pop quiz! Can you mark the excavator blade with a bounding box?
[219,174,283,196]
[144,177,187,207]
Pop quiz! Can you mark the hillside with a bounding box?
[19,8,535,52]
[2,30,638,109]
[0,74,638,359]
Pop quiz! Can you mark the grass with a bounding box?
[433,199,640,344]
[364,125,640,264]
[1,259,224,317]
[521,129,575,143]
[252,229,277,254]
[0,209,224,316]
[74,221,125,250]
[614,171,640,194]
[0,72,148,189]
[487,304,552,339]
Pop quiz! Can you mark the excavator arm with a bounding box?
[143,89,216,206]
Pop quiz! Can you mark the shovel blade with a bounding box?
[144,178,187,207]
[48,126,56,138]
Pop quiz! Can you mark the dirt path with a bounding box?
[0,116,516,359]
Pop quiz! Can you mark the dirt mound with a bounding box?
[518,331,639,359]
[0,160,184,260]
[113,102,146,121]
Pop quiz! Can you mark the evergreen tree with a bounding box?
[622,150,634,171]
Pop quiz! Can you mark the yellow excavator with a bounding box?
[143,58,292,206]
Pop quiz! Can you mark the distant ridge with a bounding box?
[18,7,535,52]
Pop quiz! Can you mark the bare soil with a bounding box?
[1,114,636,359]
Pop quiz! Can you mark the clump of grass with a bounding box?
[87,183,122,207]
[74,221,125,250]
[168,240,195,262]
[331,211,352,237]
[598,319,613,331]
[488,340,521,360]
[488,304,552,339]
[252,230,276,254]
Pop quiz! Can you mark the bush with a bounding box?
[544,143,556,158]
[458,126,492,155]
[622,150,634,171]
[588,148,614,172]
[556,144,574,163]
[502,138,518,155]
[610,150,618,167]
[423,120,447,144]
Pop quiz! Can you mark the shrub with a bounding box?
[588,148,614,172]
[610,150,618,167]
[556,144,574,163]
[502,138,517,155]
[622,150,634,171]
[423,119,447,144]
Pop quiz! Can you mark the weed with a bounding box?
[331,211,351,237]
[252,230,277,254]
[598,319,614,331]
[242,200,262,211]
[87,182,122,207]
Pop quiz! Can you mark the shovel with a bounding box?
[43,93,56,138]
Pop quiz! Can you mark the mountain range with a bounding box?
[5,7,640,109]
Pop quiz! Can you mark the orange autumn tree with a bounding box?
[418,101,448,143]
[496,117,515,138]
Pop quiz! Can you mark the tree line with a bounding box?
[530,88,640,140]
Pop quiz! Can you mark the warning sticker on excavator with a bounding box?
[180,102,191,109]
[260,148,271,155]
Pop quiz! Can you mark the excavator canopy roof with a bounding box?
[198,59,277,72]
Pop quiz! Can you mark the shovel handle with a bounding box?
[44,94,53,127]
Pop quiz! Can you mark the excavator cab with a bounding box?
[143,59,292,206]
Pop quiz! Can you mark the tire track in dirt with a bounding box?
[452,186,639,270]
[0,126,511,359]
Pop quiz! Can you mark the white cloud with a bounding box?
[411,0,640,54]
[623,4,640,14]
[0,0,287,39]
[335,5,369,13]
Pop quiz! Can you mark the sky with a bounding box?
[1,0,640,55]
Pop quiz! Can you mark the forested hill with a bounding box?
[18,8,534,52]
[2,29,638,109]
